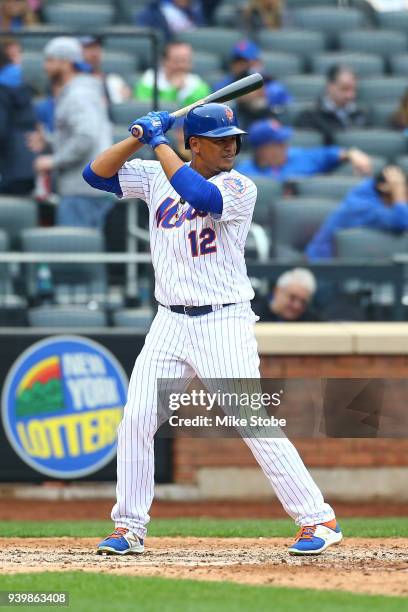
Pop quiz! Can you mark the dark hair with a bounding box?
[162,40,190,59]
[326,64,356,83]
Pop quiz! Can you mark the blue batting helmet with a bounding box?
[183,103,246,152]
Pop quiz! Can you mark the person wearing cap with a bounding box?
[32,37,114,228]
[235,118,372,181]
[80,35,131,105]
[134,41,210,107]
[214,40,292,130]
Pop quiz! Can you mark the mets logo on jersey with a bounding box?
[223,176,246,194]
[225,106,234,123]
[1,336,128,479]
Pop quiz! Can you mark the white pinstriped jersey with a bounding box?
[118,160,257,306]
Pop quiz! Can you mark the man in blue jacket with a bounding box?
[235,118,372,181]
[306,166,408,260]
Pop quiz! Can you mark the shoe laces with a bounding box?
[108,527,128,539]
[295,525,316,542]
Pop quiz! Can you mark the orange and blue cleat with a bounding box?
[288,519,343,556]
[96,527,144,556]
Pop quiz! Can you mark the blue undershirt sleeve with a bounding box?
[82,162,123,196]
[169,165,223,214]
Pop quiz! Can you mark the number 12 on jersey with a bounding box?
[188,228,217,257]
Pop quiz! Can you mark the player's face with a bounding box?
[191,136,238,175]
[272,283,311,321]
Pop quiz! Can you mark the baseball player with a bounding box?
[83,103,342,556]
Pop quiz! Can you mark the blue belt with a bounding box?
[162,303,233,317]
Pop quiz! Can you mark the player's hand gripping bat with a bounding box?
[130,72,264,139]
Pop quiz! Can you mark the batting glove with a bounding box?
[128,114,170,149]
[151,111,176,133]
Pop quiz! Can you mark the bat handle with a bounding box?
[130,124,143,139]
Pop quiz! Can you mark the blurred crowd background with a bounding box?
[1,0,408,327]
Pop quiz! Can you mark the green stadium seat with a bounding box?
[311,52,384,78]
[283,75,325,102]
[102,51,139,77]
[339,30,407,58]
[293,7,366,47]
[258,30,325,60]
[28,306,107,328]
[192,52,221,76]
[117,0,151,22]
[358,77,407,103]
[335,130,406,161]
[370,102,396,129]
[213,3,237,27]
[0,197,37,248]
[334,155,386,176]
[390,54,408,77]
[260,52,303,78]
[0,229,12,298]
[111,101,152,125]
[22,51,47,94]
[176,29,242,65]
[279,101,312,126]
[395,156,408,176]
[272,198,338,258]
[19,26,66,51]
[335,228,408,260]
[376,10,408,33]
[113,307,155,330]
[251,178,282,226]
[105,30,163,69]
[44,3,115,29]
[294,176,361,200]
[291,130,323,148]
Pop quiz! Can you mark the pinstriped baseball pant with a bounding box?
[111,302,335,538]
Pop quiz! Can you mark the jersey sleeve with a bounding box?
[118,158,161,204]
[210,172,257,223]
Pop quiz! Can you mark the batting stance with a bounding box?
[83,103,342,556]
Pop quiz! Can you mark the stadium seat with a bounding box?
[176,29,242,64]
[311,52,384,78]
[0,230,11,298]
[22,52,48,94]
[19,26,66,51]
[334,155,387,176]
[358,77,407,104]
[279,101,312,126]
[44,3,115,29]
[339,30,407,58]
[105,31,163,70]
[113,307,155,330]
[260,52,303,78]
[213,3,236,27]
[28,306,107,328]
[116,0,149,22]
[292,7,366,47]
[283,75,325,102]
[294,176,361,200]
[376,10,408,33]
[370,102,396,129]
[290,130,323,148]
[111,101,178,125]
[335,130,406,161]
[102,51,139,77]
[258,30,325,61]
[335,228,408,260]
[192,52,221,76]
[251,178,282,226]
[0,197,37,248]
[389,54,408,77]
[271,197,338,259]
[395,156,408,176]
[21,228,107,303]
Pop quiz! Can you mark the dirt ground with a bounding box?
[1,499,408,521]
[0,536,407,597]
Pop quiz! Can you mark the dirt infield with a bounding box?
[0,537,407,597]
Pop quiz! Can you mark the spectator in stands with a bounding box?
[256,268,320,322]
[306,165,408,260]
[1,35,21,64]
[296,65,370,146]
[32,37,114,228]
[236,118,372,181]
[135,41,210,107]
[0,0,38,31]
[136,0,205,42]
[0,41,36,194]
[390,88,408,131]
[80,36,131,106]
[215,40,292,129]
[242,0,287,33]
